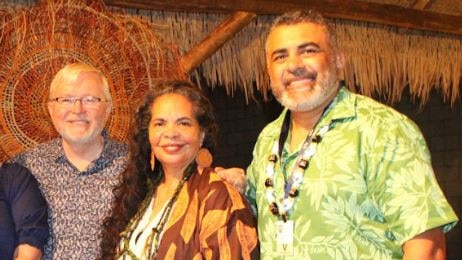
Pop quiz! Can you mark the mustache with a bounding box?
[282,68,317,86]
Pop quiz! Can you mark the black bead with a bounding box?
[265,178,273,187]
[312,135,322,143]
[268,154,277,162]
[298,159,309,169]
[269,202,279,216]
[281,213,288,222]
[289,189,298,198]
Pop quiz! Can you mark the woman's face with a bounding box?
[148,93,204,172]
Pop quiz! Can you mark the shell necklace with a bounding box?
[265,111,330,222]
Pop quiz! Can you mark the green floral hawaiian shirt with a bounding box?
[246,87,458,260]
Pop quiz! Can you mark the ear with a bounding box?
[47,102,54,117]
[105,101,112,118]
[266,55,272,77]
[200,131,205,147]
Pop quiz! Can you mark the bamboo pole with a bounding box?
[181,11,256,73]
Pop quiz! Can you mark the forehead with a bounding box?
[55,72,104,95]
[266,22,329,53]
[151,93,195,115]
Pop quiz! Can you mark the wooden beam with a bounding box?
[181,11,256,73]
[412,0,432,10]
[104,0,462,35]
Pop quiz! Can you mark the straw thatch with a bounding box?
[336,20,461,105]
[129,9,461,106]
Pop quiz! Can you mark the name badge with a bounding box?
[276,220,294,255]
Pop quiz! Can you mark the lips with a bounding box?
[161,144,184,153]
[283,70,317,88]
[67,119,89,124]
[286,78,315,90]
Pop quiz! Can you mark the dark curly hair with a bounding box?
[100,79,218,259]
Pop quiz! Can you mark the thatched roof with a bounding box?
[105,0,462,105]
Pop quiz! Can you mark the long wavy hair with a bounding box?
[100,80,218,259]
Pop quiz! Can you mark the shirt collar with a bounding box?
[320,85,357,125]
[277,85,357,156]
[274,85,357,131]
[54,130,112,174]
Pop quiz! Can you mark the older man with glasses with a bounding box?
[13,63,128,260]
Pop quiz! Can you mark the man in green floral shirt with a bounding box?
[245,10,458,259]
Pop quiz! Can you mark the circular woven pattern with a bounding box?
[0,2,184,161]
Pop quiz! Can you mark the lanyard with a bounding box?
[265,109,331,221]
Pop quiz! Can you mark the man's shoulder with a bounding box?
[337,87,407,121]
[107,138,128,148]
[105,138,128,157]
[344,91,423,139]
[14,138,60,160]
[348,91,410,123]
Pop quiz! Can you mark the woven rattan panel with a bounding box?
[0,1,184,161]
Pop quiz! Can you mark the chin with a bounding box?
[62,132,99,145]
[277,91,318,111]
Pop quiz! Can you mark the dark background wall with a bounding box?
[206,85,461,259]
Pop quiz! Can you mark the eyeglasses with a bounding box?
[49,96,108,108]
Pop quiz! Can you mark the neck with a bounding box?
[62,136,104,171]
[291,108,324,132]
[289,96,334,151]
[161,164,193,186]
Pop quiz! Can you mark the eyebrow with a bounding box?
[269,48,287,60]
[177,117,193,122]
[270,42,321,59]
[299,42,321,50]
[151,116,193,122]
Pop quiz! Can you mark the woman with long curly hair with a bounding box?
[100,80,259,259]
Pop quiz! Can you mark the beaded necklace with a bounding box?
[265,111,330,222]
[118,164,195,259]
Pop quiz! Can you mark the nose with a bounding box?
[287,55,304,74]
[163,124,179,138]
[71,99,85,113]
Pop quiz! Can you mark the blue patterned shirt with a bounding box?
[14,132,128,260]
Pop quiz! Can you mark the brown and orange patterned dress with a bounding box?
[120,168,259,259]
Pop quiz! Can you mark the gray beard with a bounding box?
[276,70,339,112]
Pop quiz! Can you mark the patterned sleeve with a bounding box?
[3,163,49,251]
[366,115,458,246]
[200,174,259,259]
[10,151,26,165]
